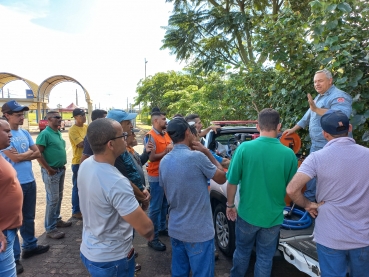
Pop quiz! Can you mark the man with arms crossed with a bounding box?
[287,110,369,277]
[78,118,154,277]
[36,111,72,240]
[226,108,297,277]
[0,117,23,277]
[160,117,226,276]
[283,69,352,201]
[1,101,49,274]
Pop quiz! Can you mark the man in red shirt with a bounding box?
[0,117,23,276]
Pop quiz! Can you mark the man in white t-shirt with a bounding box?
[78,118,154,277]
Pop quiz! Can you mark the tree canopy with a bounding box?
[136,0,369,147]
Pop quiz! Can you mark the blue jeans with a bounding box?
[41,167,65,232]
[13,180,38,261]
[171,237,214,277]
[71,164,80,214]
[148,181,168,240]
[80,252,135,277]
[304,144,324,202]
[230,216,280,277]
[317,243,369,277]
[0,229,17,277]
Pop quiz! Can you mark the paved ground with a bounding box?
[17,127,308,277]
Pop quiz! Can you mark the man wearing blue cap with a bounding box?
[287,110,369,277]
[106,109,150,272]
[1,101,50,274]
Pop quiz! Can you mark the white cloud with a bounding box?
[0,0,184,111]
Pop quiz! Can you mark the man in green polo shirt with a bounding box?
[226,108,297,277]
[36,110,72,239]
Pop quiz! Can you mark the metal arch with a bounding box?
[0,72,39,98]
[37,75,92,104]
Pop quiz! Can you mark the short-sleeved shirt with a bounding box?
[114,151,145,190]
[227,137,297,228]
[82,136,93,157]
[298,137,369,250]
[0,155,23,231]
[1,129,35,184]
[159,144,217,243]
[297,85,352,148]
[78,157,139,262]
[68,124,88,164]
[36,126,67,168]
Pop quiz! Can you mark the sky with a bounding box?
[0,0,184,110]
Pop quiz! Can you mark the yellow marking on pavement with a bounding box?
[67,146,72,154]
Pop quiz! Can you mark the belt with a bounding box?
[127,247,135,259]
[51,167,65,170]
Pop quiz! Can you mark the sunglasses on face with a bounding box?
[50,116,62,119]
[102,132,128,145]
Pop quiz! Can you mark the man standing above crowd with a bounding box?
[1,101,49,274]
[68,108,88,220]
[80,109,107,163]
[36,111,71,240]
[160,117,226,276]
[226,108,297,277]
[144,111,173,251]
[287,110,369,277]
[283,69,352,201]
[0,117,23,277]
[78,118,154,277]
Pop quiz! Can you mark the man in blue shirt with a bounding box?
[283,69,352,201]
[1,101,50,274]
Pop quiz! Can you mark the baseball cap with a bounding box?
[320,110,349,135]
[106,109,137,123]
[166,117,190,141]
[1,100,29,113]
[72,108,87,117]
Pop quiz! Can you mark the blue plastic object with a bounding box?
[282,206,312,230]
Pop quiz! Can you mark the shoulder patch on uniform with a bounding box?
[337,97,345,103]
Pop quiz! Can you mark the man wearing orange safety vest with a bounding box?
[144,111,173,251]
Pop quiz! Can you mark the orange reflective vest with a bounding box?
[147,130,172,177]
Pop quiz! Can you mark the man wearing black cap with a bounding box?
[287,110,369,277]
[36,110,72,240]
[159,117,226,276]
[68,108,88,220]
[1,101,49,274]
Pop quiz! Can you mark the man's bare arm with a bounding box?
[122,207,154,241]
[80,154,90,164]
[198,125,221,137]
[3,148,33,163]
[226,183,238,221]
[286,172,324,218]
[36,145,57,175]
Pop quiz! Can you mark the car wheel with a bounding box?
[214,203,235,257]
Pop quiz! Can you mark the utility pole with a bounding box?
[76,89,78,106]
[145,58,148,79]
